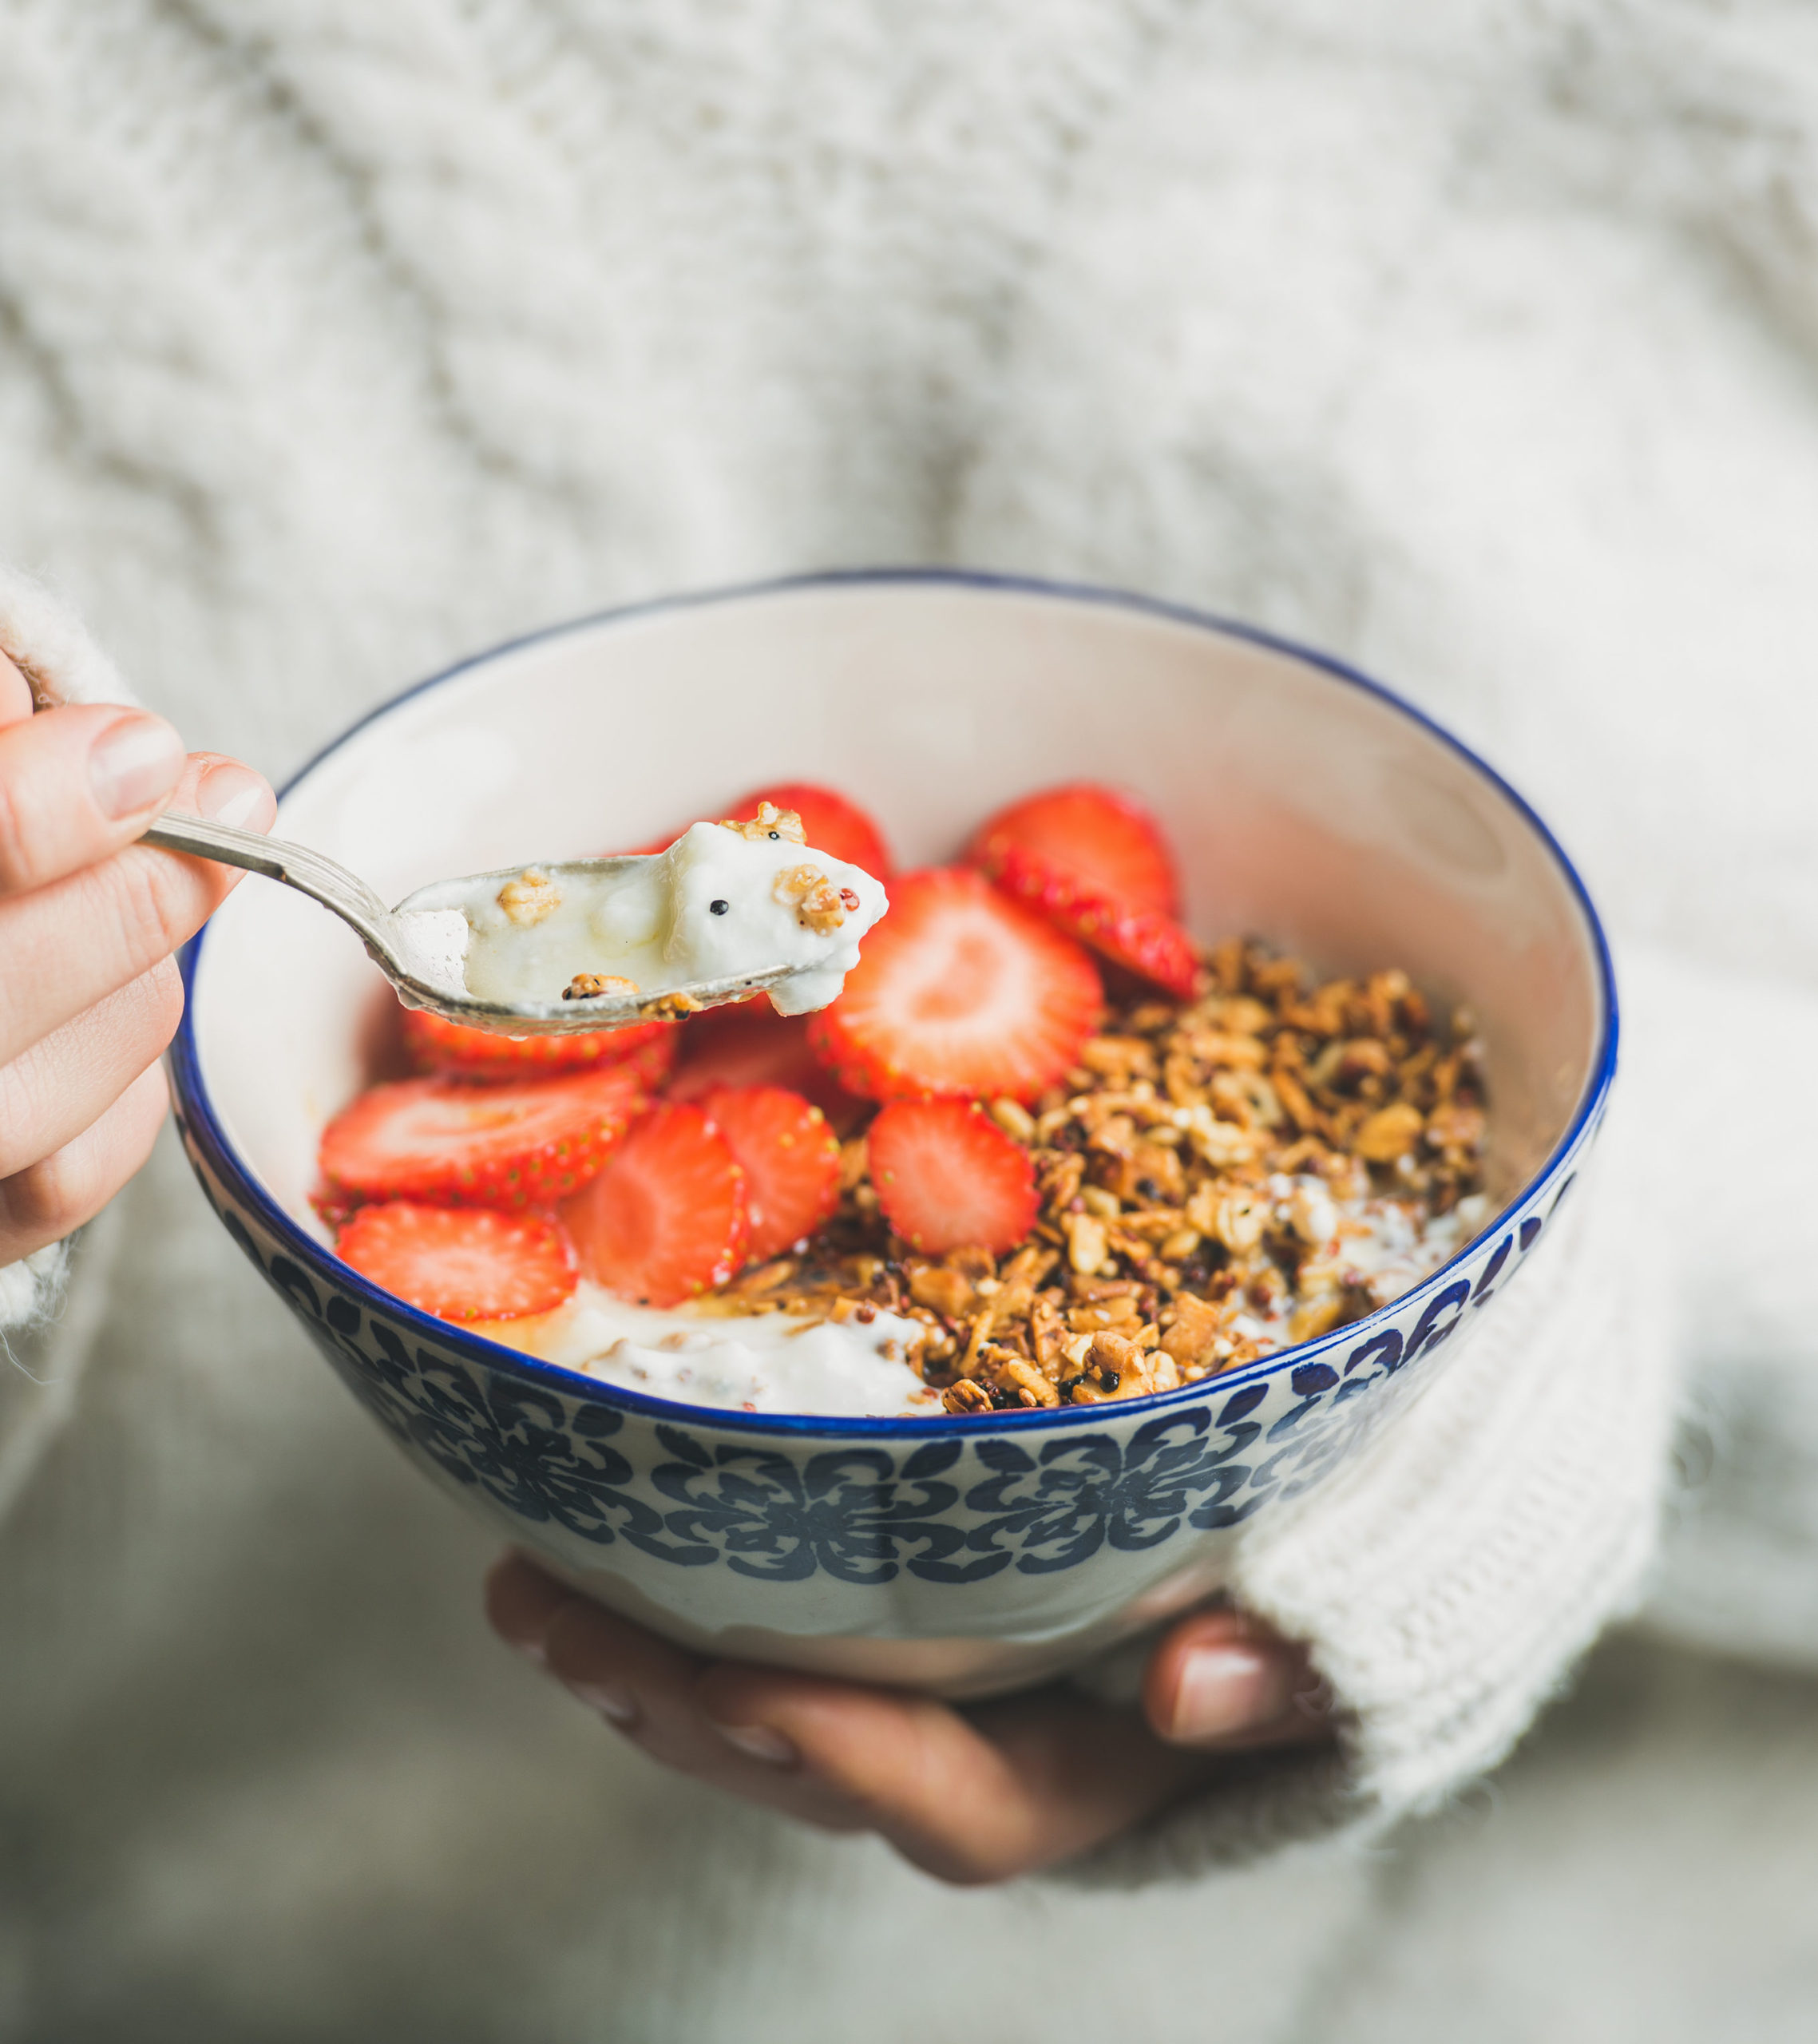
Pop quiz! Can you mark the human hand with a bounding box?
[0,650,275,1266]
[485,1551,1333,1884]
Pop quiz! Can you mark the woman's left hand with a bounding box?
[485,1552,1333,1885]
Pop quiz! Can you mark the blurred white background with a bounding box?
[3,2,1816,2037]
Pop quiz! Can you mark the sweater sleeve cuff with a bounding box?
[0,567,133,1392]
[1054,1126,1677,1886]
[0,1242,73,1334]
[0,561,137,708]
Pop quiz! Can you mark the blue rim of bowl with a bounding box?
[170,567,1619,1439]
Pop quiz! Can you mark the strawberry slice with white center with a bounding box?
[807,867,1101,1104]
[335,1202,577,1321]
[319,1063,648,1210]
[865,1098,1039,1257]
[561,1102,748,1307]
[400,1006,679,1083]
[980,841,1199,1000]
[966,782,1181,918]
[698,1084,842,1262]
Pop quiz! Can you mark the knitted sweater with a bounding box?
[2,2,1816,2036]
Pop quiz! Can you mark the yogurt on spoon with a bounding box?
[406,804,889,1022]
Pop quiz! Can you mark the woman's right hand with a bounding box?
[0,649,274,1269]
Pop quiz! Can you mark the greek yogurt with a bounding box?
[1224,1178,1491,1349]
[497,1287,940,1416]
[416,810,889,1017]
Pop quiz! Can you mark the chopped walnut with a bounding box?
[1087,1329,1147,1380]
[1353,1101,1426,1162]
[997,1357,1060,1408]
[989,1097,1037,1143]
[773,863,849,933]
[1159,1292,1224,1369]
[1205,1188,1267,1255]
[1289,1292,1348,1343]
[642,991,701,1021]
[720,801,806,846]
[908,1265,976,1320]
[1064,1212,1110,1276]
[497,868,561,927]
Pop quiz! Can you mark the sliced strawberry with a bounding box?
[614,1032,683,1091]
[983,841,1199,1000]
[807,867,1100,1104]
[732,781,894,877]
[866,1099,1039,1257]
[401,1005,680,1082]
[335,1202,577,1322]
[319,1063,648,1210]
[668,1003,867,1134]
[698,1085,842,1262]
[967,782,1181,918]
[561,1102,748,1307]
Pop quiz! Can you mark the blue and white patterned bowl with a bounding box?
[169,572,1614,1698]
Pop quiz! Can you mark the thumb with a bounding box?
[1143,1608,1331,1750]
[0,651,32,729]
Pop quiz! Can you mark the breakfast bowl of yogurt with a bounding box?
[168,572,1614,1699]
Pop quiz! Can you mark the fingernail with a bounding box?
[89,714,184,819]
[501,1620,555,1667]
[197,761,275,830]
[714,1721,798,1768]
[1166,1644,1296,1743]
[484,1552,578,1662]
[571,1681,638,1727]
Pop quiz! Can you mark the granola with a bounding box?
[772,862,860,933]
[563,972,640,1000]
[719,799,806,846]
[496,866,562,927]
[687,940,1487,1413]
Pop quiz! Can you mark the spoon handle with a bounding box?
[142,811,394,950]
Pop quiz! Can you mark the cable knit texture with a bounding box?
[1067,1115,1674,1886]
[0,1242,69,1339]
[0,2,1815,2035]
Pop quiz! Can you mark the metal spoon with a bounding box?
[144,810,795,1035]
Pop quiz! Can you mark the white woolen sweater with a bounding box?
[2,2,1816,2035]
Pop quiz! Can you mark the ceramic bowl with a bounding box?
[168,572,1615,1699]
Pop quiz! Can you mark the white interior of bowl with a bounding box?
[190,580,1606,1243]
